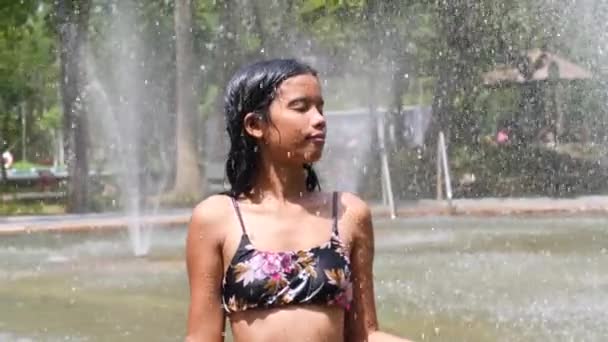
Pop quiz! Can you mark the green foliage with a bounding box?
[38,105,62,131]
[455,143,608,198]
[0,201,64,215]
[2,0,608,203]
[0,3,56,105]
[10,160,49,170]
[359,141,608,201]
[0,2,57,162]
[0,0,38,31]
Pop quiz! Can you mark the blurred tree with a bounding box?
[0,0,37,30]
[172,0,203,201]
[55,0,92,212]
[2,0,608,203]
[0,1,56,183]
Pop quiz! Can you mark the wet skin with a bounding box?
[185,74,411,341]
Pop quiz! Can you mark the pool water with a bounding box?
[1,216,607,341]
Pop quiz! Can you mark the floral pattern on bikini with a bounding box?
[325,268,353,310]
[222,192,352,314]
[222,232,352,313]
[233,249,318,287]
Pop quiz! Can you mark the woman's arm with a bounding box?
[185,197,227,342]
[343,193,414,342]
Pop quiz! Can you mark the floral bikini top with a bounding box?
[221,192,353,314]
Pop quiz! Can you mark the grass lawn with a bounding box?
[0,202,65,216]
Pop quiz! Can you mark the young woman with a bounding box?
[186,59,412,342]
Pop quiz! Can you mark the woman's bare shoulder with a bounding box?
[335,192,373,238]
[336,192,371,219]
[189,194,233,242]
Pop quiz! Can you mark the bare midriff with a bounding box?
[229,305,344,342]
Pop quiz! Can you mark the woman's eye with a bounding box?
[293,103,309,112]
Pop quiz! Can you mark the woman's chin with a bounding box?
[303,149,324,163]
[279,147,324,165]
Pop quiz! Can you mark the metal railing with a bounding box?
[376,114,397,219]
[436,131,453,205]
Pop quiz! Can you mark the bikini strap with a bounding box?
[230,197,247,234]
[332,191,339,234]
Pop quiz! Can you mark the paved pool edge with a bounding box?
[1,196,607,235]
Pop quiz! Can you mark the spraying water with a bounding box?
[83,1,172,256]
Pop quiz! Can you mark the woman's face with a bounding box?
[251,74,326,166]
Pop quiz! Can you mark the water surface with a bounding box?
[1,216,606,341]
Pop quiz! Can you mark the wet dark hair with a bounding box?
[223,58,321,198]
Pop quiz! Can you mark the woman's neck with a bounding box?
[250,159,309,203]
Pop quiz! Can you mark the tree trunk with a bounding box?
[209,0,239,164]
[416,62,455,199]
[0,159,5,185]
[389,52,411,151]
[426,56,456,150]
[249,2,264,56]
[0,119,7,185]
[364,0,380,156]
[172,0,203,200]
[56,0,91,213]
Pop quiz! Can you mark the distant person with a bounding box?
[495,119,523,146]
[185,59,413,342]
[496,121,514,145]
[37,169,56,192]
[496,127,510,144]
[2,150,13,169]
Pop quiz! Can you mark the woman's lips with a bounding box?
[307,133,326,143]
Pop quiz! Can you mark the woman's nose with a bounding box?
[310,108,326,130]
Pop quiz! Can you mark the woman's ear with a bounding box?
[243,112,264,139]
